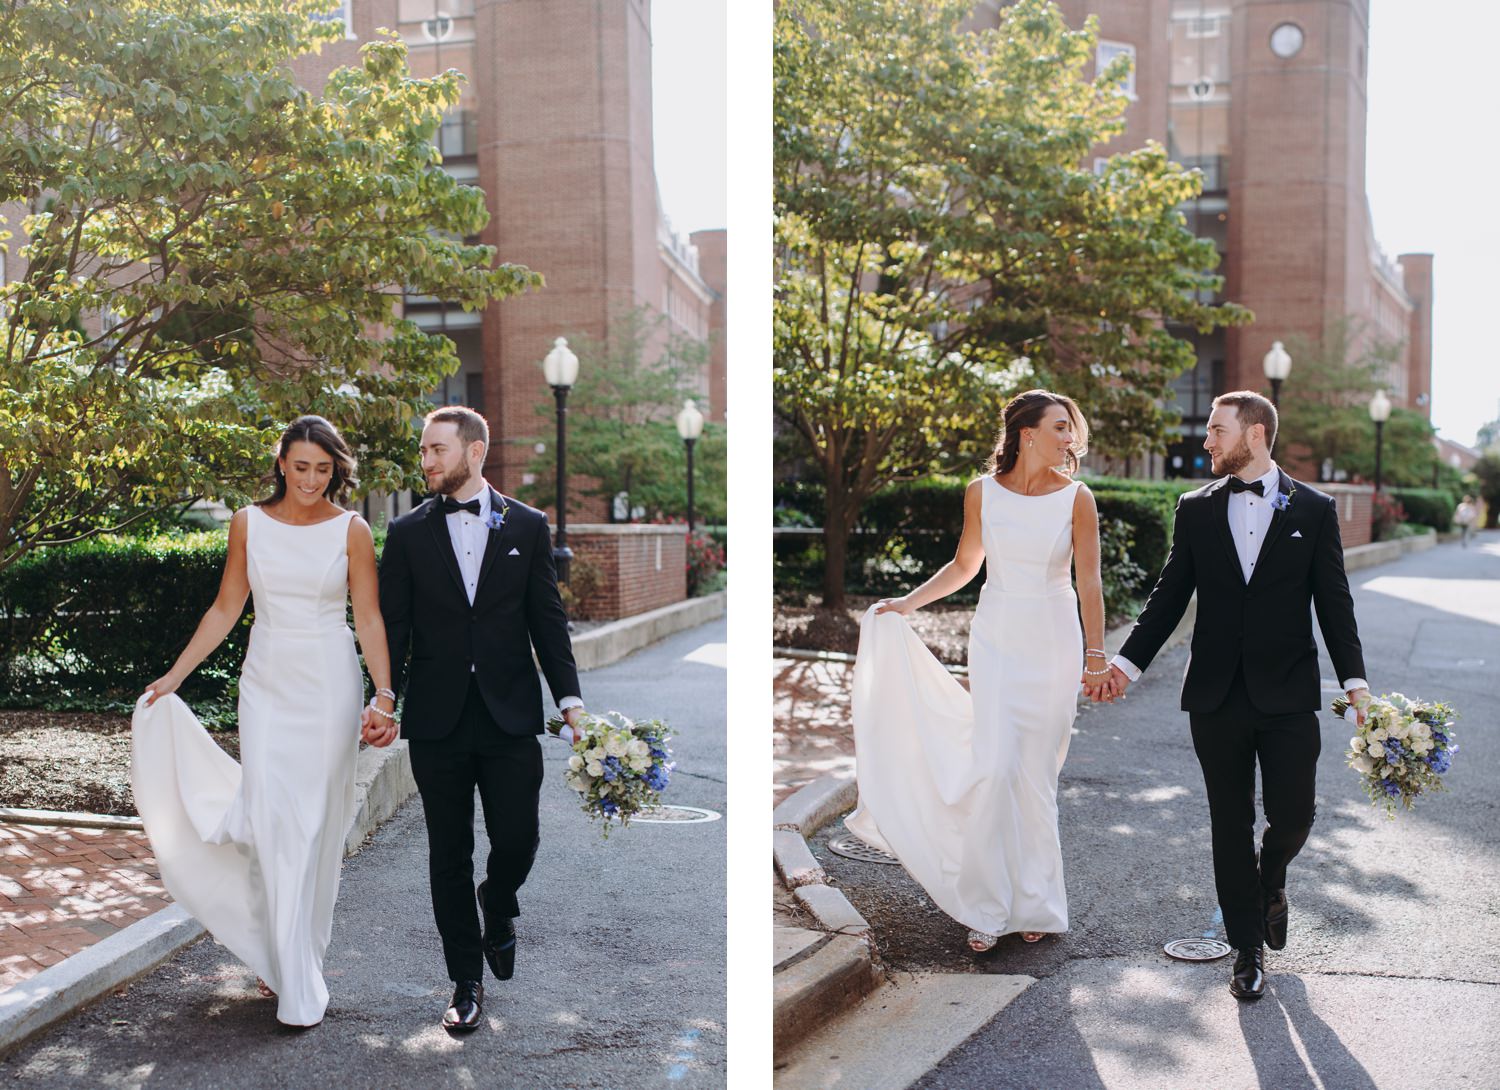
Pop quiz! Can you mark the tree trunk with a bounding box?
[820,488,855,609]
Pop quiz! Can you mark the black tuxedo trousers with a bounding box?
[409,676,542,982]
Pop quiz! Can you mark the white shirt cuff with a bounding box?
[558,696,584,711]
[1341,679,1368,694]
[1111,655,1142,682]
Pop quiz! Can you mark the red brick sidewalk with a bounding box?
[0,823,169,991]
[773,656,858,806]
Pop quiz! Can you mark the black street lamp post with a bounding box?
[1369,388,1391,493]
[675,399,704,532]
[543,336,580,583]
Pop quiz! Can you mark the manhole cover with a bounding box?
[1163,938,1232,961]
[827,833,902,865]
[628,805,721,824]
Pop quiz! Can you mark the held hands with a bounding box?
[1082,663,1132,704]
[360,693,399,748]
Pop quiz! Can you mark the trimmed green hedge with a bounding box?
[1388,488,1454,533]
[774,475,1196,601]
[0,532,250,722]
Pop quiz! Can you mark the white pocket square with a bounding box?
[1291,530,1303,538]
[508,547,520,556]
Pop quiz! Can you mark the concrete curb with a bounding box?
[1344,531,1436,573]
[570,592,725,672]
[773,775,877,1057]
[0,808,143,831]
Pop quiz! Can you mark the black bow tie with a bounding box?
[440,496,482,515]
[1228,477,1265,497]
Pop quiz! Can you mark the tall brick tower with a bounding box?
[1224,0,1372,391]
[472,0,668,486]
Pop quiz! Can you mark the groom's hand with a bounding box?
[1105,665,1131,702]
[563,706,584,730]
[1347,687,1371,727]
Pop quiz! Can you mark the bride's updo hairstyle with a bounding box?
[259,415,359,506]
[985,389,1090,477]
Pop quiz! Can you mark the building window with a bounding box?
[1097,41,1136,98]
[1185,15,1224,39]
[311,0,356,40]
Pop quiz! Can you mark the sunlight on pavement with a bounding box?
[1361,576,1500,626]
[682,642,727,668]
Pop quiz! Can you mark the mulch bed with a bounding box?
[772,594,975,664]
[0,709,240,817]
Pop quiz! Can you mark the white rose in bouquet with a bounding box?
[1350,735,1366,753]
[628,738,650,759]
[1387,719,1409,740]
[586,760,604,777]
[1369,727,1389,744]
[1409,721,1431,741]
[604,735,628,758]
[568,754,584,771]
[1351,754,1376,774]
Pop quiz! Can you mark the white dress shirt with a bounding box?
[443,485,582,712]
[1112,464,1366,693]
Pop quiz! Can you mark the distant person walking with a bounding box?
[1455,495,1478,547]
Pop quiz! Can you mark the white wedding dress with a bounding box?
[131,506,362,1025]
[847,476,1083,937]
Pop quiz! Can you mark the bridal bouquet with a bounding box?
[1334,692,1459,816]
[546,710,675,836]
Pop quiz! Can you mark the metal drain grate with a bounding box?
[1163,938,1232,961]
[827,833,902,865]
[627,805,721,824]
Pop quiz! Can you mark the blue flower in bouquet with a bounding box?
[600,799,619,816]
[1383,780,1402,798]
[1427,750,1452,774]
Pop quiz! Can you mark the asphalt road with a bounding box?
[812,533,1500,1089]
[0,619,728,1089]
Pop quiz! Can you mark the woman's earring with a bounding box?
[1027,437,1034,449]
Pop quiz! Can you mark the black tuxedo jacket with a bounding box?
[378,488,580,739]
[1118,470,1365,715]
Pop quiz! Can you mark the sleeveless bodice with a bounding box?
[978,476,1081,597]
[245,506,356,631]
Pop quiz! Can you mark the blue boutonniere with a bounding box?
[1271,485,1295,512]
[486,499,509,532]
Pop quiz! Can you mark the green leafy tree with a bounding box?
[521,307,725,526]
[1469,452,1500,529]
[774,0,1248,605]
[0,0,540,572]
[1275,319,1395,479]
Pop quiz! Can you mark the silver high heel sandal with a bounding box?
[967,929,999,953]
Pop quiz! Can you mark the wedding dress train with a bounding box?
[131,506,362,1025]
[847,476,1083,938]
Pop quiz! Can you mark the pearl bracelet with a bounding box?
[1083,666,1111,677]
[366,699,396,722]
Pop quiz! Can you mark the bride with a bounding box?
[848,389,1111,952]
[133,415,395,1027]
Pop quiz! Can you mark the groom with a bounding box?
[1102,391,1369,1000]
[367,406,582,1031]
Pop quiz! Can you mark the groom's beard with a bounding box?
[1211,436,1253,477]
[431,461,474,496]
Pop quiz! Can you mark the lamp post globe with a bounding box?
[1368,388,1392,493]
[543,337,580,583]
[1262,340,1292,410]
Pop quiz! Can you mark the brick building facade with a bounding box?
[1000,0,1436,479]
[298,0,720,516]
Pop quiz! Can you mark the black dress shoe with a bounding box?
[1264,889,1289,951]
[442,980,484,1031]
[1230,946,1265,1000]
[477,880,516,981]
